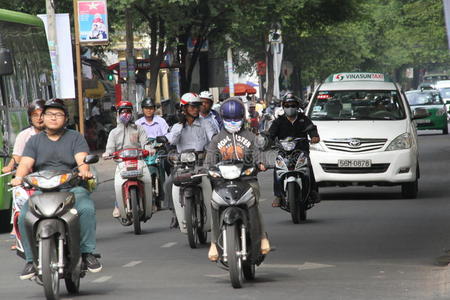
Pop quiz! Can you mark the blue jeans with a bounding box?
[18,186,97,262]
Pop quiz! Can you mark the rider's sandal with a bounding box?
[272,198,281,208]
[261,238,271,255]
[208,243,219,262]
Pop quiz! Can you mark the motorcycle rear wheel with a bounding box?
[186,196,199,248]
[41,237,60,300]
[243,262,255,280]
[131,188,142,235]
[226,224,243,288]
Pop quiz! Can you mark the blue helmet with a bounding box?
[220,97,245,120]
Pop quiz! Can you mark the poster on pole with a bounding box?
[78,0,109,44]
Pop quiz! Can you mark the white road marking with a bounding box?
[161,242,177,248]
[260,198,267,202]
[92,276,112,283]
[261,262,335,271]
[205,273,228,278]
[122,260,142,268]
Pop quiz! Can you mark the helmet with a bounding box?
[180,92,202,106]
[282,94,299,105]
[199,91,213,101]
[141,97,155,108]
[220,97,246,120]
[44,98,68,116]
[117,101,133,113]
[27,99,45,118]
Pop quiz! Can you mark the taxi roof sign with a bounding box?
[325,72,392,83]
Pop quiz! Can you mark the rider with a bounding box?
[205,97,270,261]
[269,94,321,207]
[103,100,149,217]
[162,92,216,228]
[135,97,169,138]
[199,90,222,134]
[1,100,45,174]
[11,99,102,280]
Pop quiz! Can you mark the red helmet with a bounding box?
[116,101,133,113]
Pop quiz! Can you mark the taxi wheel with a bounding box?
[401,178,418,199]
[443,124,448,135]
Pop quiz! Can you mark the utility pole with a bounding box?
[46,0,60,97]
[73,0,84,134]
[125,8,136,108]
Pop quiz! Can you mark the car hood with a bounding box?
[314,120,408,141]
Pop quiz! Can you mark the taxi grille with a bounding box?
[320,163,390,174]
[323,138,387,152]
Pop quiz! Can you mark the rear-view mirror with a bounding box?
[0,47,13,76]
[84,154,99,164]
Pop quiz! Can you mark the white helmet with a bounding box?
[199,91,213,101]
[180,92,202,105]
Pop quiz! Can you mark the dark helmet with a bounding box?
[27,99,45,117]
[220,97,246,120]
[282,93,299,106]
[44,98,68,116]
[141,97,155,109]
[116,100,133,113]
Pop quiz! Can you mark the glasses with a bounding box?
[43,112,66,119]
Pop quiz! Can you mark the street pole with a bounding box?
[125,8,136,109]
[227,47,234,97]
[46,0,60,98]
[73,0,84,134]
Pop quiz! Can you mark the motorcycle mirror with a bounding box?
[0,150,9,158]
[84,154,99,164]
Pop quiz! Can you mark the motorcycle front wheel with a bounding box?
[130,188,142,235]
[226,224,243,288]
[287,182,306,224]
[41,237,60,300]
[185,196,202,248]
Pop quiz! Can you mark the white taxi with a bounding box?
[306,72,427,198]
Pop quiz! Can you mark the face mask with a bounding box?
[284,107,298,117]
[224,120,243,133]
[119,112,132,124]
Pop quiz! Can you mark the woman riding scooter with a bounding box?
[205,97,271,261]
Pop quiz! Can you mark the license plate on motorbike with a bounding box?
[338,159,372,168]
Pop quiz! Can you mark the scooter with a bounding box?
[206,160,266,289]
[109,148,153,235]
[19,155,99,300]
[145,138,166,210]
[275,137,315,223]
[170,149,211,248]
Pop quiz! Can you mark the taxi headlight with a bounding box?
[436,108,446,116]
[310,142,325,152]
[386,133,412,151]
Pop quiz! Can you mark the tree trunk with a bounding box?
[126,8,136,105]
[266,46,274,102]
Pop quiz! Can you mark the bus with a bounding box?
[0,9,53,232]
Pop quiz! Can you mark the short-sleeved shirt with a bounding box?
[12,127,38,156]
[22,129,90,172]
[135,115,169,138]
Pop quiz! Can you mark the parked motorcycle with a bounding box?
[19,154,99,300]
[206,160,266,288]
[109,148,153,234]
[275,137,315,223]
[169,150,211,248]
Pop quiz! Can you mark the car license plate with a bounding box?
[338,159,372,168]
[415,119,431,124]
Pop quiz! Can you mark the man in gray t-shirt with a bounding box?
[12,99,102,280]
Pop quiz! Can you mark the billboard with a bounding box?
[78,0,109,44]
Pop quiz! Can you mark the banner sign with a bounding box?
[444,0,450,49]
[78,0,109,44]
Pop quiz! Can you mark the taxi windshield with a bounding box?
[308,90,406,121]
[406,91,443,106]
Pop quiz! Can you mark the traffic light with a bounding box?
[107,73,114,81]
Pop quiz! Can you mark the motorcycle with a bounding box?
[275,137,315,223]
[206,160,266,289]
[19,154,99,300]
[145,138,166,210]
[109,148,153,234]
[170,149,211,248]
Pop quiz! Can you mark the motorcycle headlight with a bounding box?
[295,154,308,169]
[180,152,196,163]
[386,133,412,151]
[208,170,221,178]
[275,156,287,170]
[241,167,255,176]
[218,165,242,180]
[280,141,296,151]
